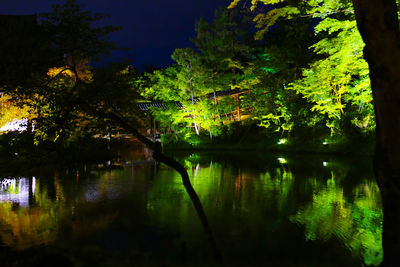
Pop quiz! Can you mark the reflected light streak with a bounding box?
[0,177,35,207]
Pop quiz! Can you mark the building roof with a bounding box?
[135,101,184,111]
[135,89,247,111]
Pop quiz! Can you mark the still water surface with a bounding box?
[0,147,382,266]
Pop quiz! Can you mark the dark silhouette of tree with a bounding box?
[352,0,400,266]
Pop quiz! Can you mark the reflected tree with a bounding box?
[291,178,382,265]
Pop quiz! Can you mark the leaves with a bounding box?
[289,15,374,132]
[230,0,374,133]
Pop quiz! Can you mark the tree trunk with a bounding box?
[190,77,200,135]
[103,111,222,263]
[352,1,400,266]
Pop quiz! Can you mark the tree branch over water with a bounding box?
[97,109,223,263]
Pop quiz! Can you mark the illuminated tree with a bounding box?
[0,94,34,130]
[287,5,374,133]
[229,0,375,134]
[247,24,317,135]
[192,7,258,95]
[138,49,225,139]
[230,0,400,264]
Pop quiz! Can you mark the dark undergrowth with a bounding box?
[161,120,375,157]
[0,131,120,173]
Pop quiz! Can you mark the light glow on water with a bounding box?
[0,177,35,207]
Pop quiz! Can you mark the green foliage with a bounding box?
[252,90,294,133]
[289,18,374,133]
[139,67,182,101]
[138,48,223,138]
[230,0,375,135]
[137,8,265,139]
[1,0,378,150]
[242,19,317,134]
[192,7,260,92]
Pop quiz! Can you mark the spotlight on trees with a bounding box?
[277,139,287,145]
[278,157,287,164]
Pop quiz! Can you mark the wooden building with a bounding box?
[134,89,248,138]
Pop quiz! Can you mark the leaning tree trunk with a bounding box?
[104,111,222,263]
[352,1,400,266]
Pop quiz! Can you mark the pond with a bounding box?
[0,144,382,266]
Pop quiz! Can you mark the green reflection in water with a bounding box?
[0,152,383,266]
[259,167,294,212]
[149,155,382,266]
[290,173,382,266]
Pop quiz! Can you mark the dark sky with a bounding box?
[1,0,231,70]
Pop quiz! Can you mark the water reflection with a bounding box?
[0,152,383,266]
[150,153,382,265]
[291,177,382,266]
[0,168,129,251]
[0,177,35,207]
[0,176,64,250]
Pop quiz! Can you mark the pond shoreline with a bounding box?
[161,140,375,158]
[164,145,374,157]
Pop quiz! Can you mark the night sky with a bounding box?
[1,0,231,70]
